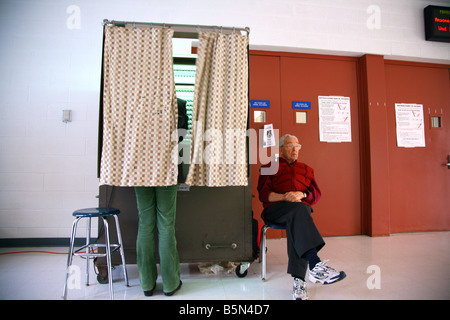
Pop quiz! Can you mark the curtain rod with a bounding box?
[103,19,250,36]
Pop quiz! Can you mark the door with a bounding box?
[280,55,362,236]
[249,54,283,238]
[250,52,362,237]
[385,62,450,232]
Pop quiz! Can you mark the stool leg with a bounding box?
[113,215,129,286]
[261,225,269,281]
[85,217,91,286]
[63,217,80,300]
[103,217,114,300]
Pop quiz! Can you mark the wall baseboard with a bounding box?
[0,238,94,248]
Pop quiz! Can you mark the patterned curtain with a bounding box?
[99,26,178,187]
[185,31,249,187]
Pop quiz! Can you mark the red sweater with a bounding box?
[257,158,321,209]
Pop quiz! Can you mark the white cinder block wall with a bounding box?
[0,0,449,241]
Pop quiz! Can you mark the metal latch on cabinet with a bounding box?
[205,243,237,250]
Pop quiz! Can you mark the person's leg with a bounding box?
[155,185,181,294]
[135,187,158,293]
[263,202,325,279]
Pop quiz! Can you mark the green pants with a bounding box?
[135,185,180,293]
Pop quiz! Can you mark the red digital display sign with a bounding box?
[424,5,450,42]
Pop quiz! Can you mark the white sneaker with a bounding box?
[293,278,308,300]
[308,260,343,284]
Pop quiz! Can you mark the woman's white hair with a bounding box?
[279,134,298,147]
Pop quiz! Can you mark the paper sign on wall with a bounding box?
[395,103,425,148]
[318,96,352,142]
[263,124,276,148]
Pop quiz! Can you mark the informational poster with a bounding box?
[395,103,425,148]
[318,96,352,142]
[263,124,276,148]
